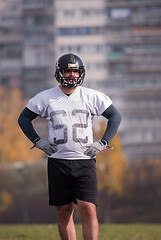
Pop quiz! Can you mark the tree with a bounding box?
[92,120,128,222]
[118,159,161,222]
[93,120,128,195]
[0,191,12,213]
[0,87,43,163]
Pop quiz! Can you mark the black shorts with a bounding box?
[47,158,98,206]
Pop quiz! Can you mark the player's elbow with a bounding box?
[18,113,24,128]
[117,111,121,125]
[111,109,122,125]
[18,111,30,128]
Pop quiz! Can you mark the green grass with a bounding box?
[0,224,161,240]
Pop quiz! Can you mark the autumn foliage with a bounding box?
[0,87,43,163]
[93,121,128,195]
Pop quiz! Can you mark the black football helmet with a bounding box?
[55,53,85,88]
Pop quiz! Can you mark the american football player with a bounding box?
[18,53,121,240]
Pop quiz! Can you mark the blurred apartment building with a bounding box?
[105,0,161,160]
[0,0,55,97]
[22,0,55,96]
[54,0,107,89]
[0,0,22,88]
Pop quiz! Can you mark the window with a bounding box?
[58,28,66,36]
[25,33,53,45]
[109,8,131,21]
[59,44,106,54]
[57,8,105,18]
[58,27,105,36]
[23,0,53,6]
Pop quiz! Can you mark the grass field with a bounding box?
[0,224,161,240]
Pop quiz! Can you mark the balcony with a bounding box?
[0,59,22,70]
[106,0,161,8]
[0,34,22,44]
[24,25,47,32]
[23,0,53,10]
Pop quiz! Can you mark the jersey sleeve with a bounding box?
[88,89,113,116]
[26,92,48,117]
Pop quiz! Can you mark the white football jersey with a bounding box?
[27,86,112,159]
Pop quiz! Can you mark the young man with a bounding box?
[18,53,121,240]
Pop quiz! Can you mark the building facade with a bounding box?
[54,0,107,90]
[105,0,161,160]
[0,0,22,88]
[0,0,55,97]
[22,0,55,97]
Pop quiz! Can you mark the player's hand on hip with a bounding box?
[35,138,57,156]
[84,140,107,158]
[84,139,113,158]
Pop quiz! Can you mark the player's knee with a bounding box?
[56,203,74,222]
[77,200,96,219]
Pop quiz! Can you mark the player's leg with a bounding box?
[47,158,76,239]
[72,159,98,240]
[77,199,98,240]
[56,202,76,240]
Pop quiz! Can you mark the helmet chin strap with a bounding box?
[63,81,77,88]
[61,76,80,88]
[63,80,78,88]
